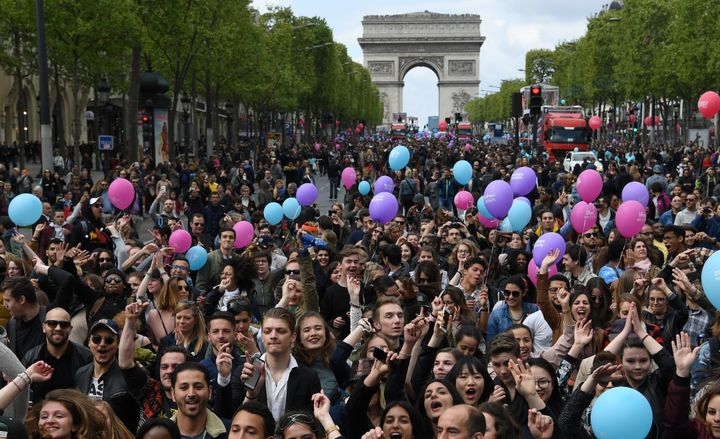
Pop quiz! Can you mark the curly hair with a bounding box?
[26,389,107,439]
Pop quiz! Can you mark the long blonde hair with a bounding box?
[173,301,207,355]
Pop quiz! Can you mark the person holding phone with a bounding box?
[215,308,321,422]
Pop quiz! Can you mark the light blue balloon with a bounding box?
[8,193,42,226]
[507,199,532,232]
[590,387,652,439]
[499,217,513,232]
[263,202,283,225]
[358,181,371,195]
[389,145,410,171]
[186,245,208,271]
[477,197,493,219]
[282,198,301,220]
[702,251,720,309]
[453,160,472,185]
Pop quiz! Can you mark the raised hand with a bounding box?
[431,295,444,317]
[589,362,623,388]
[528,408,554,439]
[558,288,571,311]
[236,331,259,356]
[312,390,332,420]
[488,384,506,403]
[125,300,148,323]
[347,274,361,300]
[672,332,700,378]
[574,318,594,347]
[540,248,561,272]
[509,359,538,399]
[26,361,54,383]
[360,427,385,439]
[240,356,265,399]
[216,343,233,378]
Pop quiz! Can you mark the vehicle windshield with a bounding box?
[391,127,406,137]
[458,128,473,136]
[572,153,596,161]
[547,127,588,143]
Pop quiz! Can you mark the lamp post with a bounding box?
[97,77,111,173]
[673,102,680,145]
[181,95,191,162]
[225,102,234,150]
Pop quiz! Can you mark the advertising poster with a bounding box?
[154,108,169,164]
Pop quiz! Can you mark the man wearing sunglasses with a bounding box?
[74,318,141,432]
[22,307,92,403]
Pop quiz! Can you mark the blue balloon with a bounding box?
[8,193,42,226]
[507,199,532,232]
[453,160,472,185]
[263,202,283,225]
[186,245,208,271]
[499,217,513,232]
[282,198,301,220]
[359,181,371,195]
[389,145,410,171]
[702,251,720,309]
[591,387,652,439]
[477,197,493,219]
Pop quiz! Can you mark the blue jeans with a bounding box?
[329,176,339,199]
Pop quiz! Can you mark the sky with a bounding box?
[251,0,612,126]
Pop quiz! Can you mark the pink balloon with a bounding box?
[589,116,602,131]
[233,221,254,248]
[477,213,500,229]
[629,114,636,124]
[616,200,647,238]
[341,167,357,190]
[654,115,661,125]
[527,260,558,286]
[699,91,720,119]
[645,116,653,126]
[454,191,474,210]
[358,123,364,130]
[335,144,341,151]
[108,178,135,210]
[314,143,321,151]
[168,229,192,253]
[464,143,471,151]
[570,201,598,234]
[576,169,603,202]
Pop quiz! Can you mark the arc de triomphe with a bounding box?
[358,11,485,128]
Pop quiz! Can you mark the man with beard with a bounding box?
[196,227,238,293]
[580,227,601,272]
[120,300,190,420]
[22,307,92,403]
[74,318,141,431]
[200,312,244,394]
[171,362,230,439]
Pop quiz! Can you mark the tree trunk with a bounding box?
[13,30,26,169]
[127,45,141,164]
[71,54,80,167]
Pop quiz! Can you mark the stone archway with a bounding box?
[359,11,484,128]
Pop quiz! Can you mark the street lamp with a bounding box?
[181,94,191,161]
[225,102,234,149]
[97,77,111,172]
[673,102,680,145]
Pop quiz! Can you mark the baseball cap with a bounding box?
[653,164,663,173]
[90,319,120,335]
[89,197,101,205]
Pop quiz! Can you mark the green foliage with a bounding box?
[467,79,525,123]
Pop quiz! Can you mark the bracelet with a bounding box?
[349,302,361,309]
[10,378,24,392]
[18,372,31,386]
[325,425,340,436]
[641,334,650,343]
[479,306,488,312]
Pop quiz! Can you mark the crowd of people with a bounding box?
[0,133,719,439]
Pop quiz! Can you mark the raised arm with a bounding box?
[119,300,147,369]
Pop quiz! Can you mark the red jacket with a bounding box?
[664,376,714,439]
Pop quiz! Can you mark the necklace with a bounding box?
[509,309,525,322]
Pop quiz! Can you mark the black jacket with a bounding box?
[74,360,141,432]
[22,341,92,402]
[213,357,320,419]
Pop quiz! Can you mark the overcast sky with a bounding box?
[251,0,610,126]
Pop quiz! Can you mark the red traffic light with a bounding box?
[531,87,541,96]
[142,115,150,122]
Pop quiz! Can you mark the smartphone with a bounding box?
[421,304,431,316]
[372,346,388,363]
[441,306,451,333]
[243,353,265,391]
[367,317,374,327]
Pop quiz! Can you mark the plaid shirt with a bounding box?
[683,307,712,346]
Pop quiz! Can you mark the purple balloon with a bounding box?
[374,176,395,194]
[510,167,537,196]
[369,192,399,224]
[516,197,531,206]
[622,182,650,207]
[532,232,566,267]
[483,180,514,219]
[296,183,318,206]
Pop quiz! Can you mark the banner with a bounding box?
[154,108,169,164]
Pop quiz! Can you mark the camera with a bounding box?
[300,233,327,250]
[703,207,712,215]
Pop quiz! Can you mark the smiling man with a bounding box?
[74,318,140,432]
[170,362,230,439]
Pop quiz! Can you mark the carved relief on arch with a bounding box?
[398,56,444,78]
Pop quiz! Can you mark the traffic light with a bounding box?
[530,85,543,115]
[142,111,153,146]
[454,113,462,123]
[444,117,451,124]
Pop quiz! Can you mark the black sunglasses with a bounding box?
[45,320,71,329]
[105,276,123,284]
[503,290,522,298]
[584,233,598,238]
[285,269,301,275]
[90,335,116,345]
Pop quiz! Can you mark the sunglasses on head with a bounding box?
[285,269,301,275]
[503,289,522,298]
[45,320,71,329]
[91,335,116,345]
